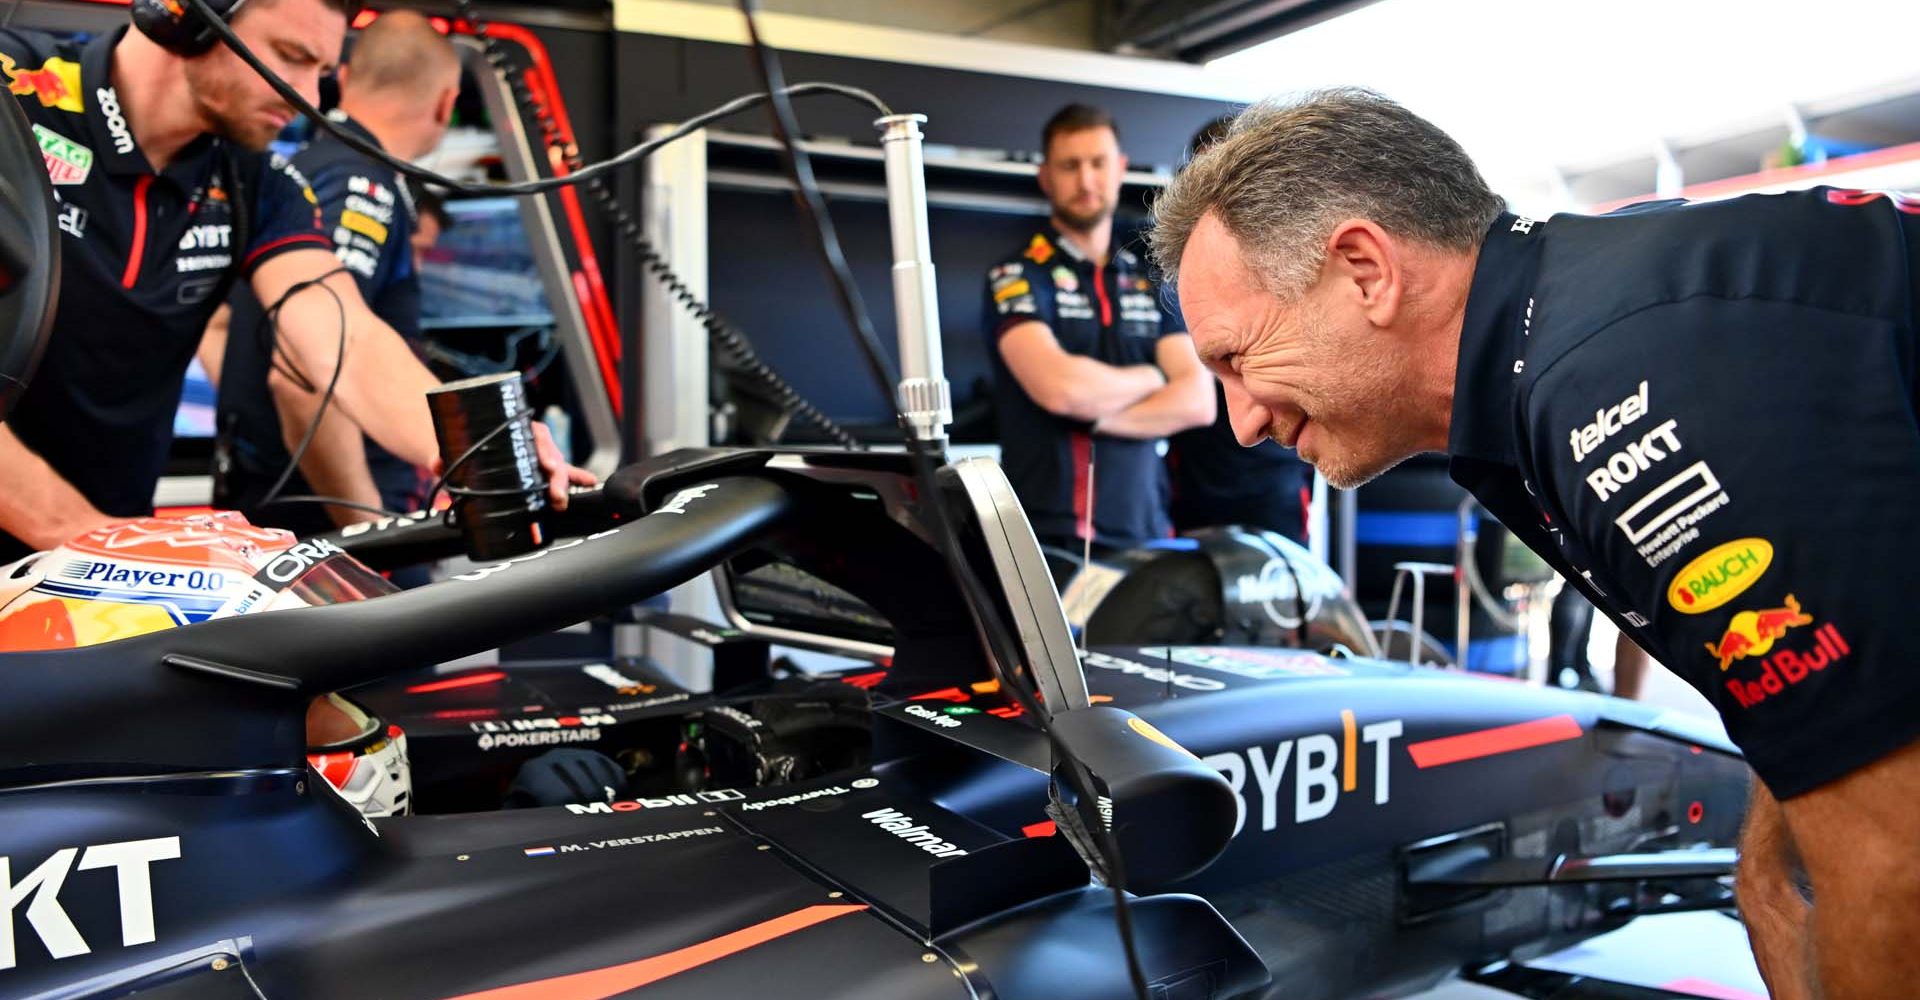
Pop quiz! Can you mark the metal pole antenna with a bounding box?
[875,114,951,448]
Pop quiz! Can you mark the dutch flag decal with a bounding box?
[523,846,556,857]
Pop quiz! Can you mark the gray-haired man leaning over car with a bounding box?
[1150,87,1920,1000]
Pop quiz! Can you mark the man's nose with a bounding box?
[1222,381,1270,447]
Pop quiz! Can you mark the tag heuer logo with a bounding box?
[32,124,91,185]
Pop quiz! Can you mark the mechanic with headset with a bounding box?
[0,0,589,563]
[1155,89,1920,1000]
[199,10,459,537]
[984,103,1213,556]
[1164,114,1314,545]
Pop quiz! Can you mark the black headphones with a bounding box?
[130,0,251,58]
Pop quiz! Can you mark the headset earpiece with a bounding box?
[130,0,250,58]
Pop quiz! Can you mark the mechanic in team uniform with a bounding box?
[207,11,460,536]
[1154,88,1920,1000]
[984,103,1213,554]
[0,0,587,564]
[1164,114,1313,544]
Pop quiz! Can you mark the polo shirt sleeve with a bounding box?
[1525,296,1920,799]
[238,152,333,275]
[302,158,412,301]
[985,258,1044,338]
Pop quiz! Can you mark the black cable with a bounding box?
[735,5,1149,996]
[421,404,534,513]
[186,0,890,198]
[450,0,857,448]
[255,268,351,511]
[263,494,402,519]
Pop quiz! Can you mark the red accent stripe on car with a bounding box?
[1022,820,1057,838]
[444,904,869,1000]
[121,175,152,288]
[1406,715,1583,769]
[405,671,508,694]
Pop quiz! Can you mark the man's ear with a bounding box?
[334,64,351,93]
[434,85,457,127]
[1036,159,1055,200]
[1323,219,1402,326]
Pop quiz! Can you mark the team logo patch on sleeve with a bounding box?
[31,125,91,185]
[1705,594,1812,670]
[992,279,1030,303]
[1050,266,1078,293]
[1023,234,1054,264]
[2,54,84,113]
[1667,538,1772,613]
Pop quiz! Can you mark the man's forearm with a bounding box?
[0,425,114,550]
[1739,780,1815,1000]
[1051,356,1164,421]
[278,285,439,466]
[271,373,385,527]
[1091,374,1215,439]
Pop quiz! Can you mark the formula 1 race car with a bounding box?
[0,448,1751,1000]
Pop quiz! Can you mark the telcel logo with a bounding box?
[1668,538,1772,613]
[1,837,181,971]
[1203,712,1402,837]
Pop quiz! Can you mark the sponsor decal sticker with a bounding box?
[582,663,656,695]
[545,827,726,855]
[1203,712,1402,837]
[1050,265,1078,292]
[95,86,132,153]
[1569,380,1650,462]
[523,846,556,857]
[1668,538,1772,613]
[256,538,343,585]
[1615,461,1730,566]
[2,55,83,112]
[1705,594,1813,670]
[860,807,967,857]
[851,777,879,789]
[1128,716,1195,758]
[1724,619,1851,710]
[0,836,181,971]
[1081,649,1225,691]
[991,279,1030,303]
[903,703,960,729]
[56,202,86,239]
[656,484,718,515]
[738,786,851,812]
[1584,418,1682,500]
[31,125,90,185]
[565,789,745,815]
[340,209,389,245]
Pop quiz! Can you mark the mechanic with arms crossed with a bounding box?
[985,103,1213,555]
[0,0,588,564]
[201,10,459,536]
[1152,87,1920,1000]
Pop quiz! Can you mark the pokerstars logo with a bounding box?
[1202,711,1403,837]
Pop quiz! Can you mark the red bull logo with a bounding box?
[1705,594,1812,670]
[1,55,83,113]
[1725,621,1851,710]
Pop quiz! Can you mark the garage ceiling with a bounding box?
[1095,0,1381,62]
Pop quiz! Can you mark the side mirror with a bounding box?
[1048,705,1237,890]
[0,93,59,421]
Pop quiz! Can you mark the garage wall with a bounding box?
[605,30,1240,442]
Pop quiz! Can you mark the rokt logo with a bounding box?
[1668,538,1772,614]
[1585,419,1682,500]
[1,837,181,971]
